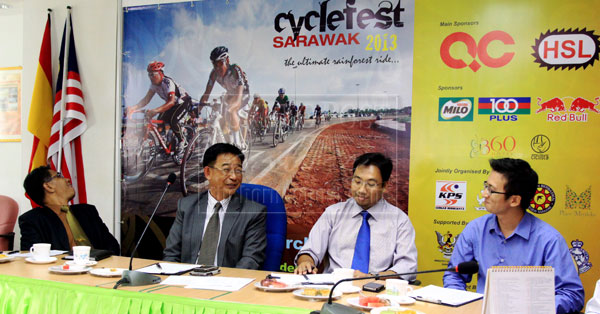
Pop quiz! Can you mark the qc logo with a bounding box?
[532,28,600,70]
[529,184,555,214]
[478,97,531,121]
[435,181,467,210]
[439,98,474,121]
[441,30,515,72]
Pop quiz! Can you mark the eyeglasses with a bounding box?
[147,72,161,78]
[483,181,507,195]
[45,172,63,183]
[210,166,244,176]
[352,177,382,189]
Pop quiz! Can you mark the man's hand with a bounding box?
[126,106,137,118]
[294,254,317,275]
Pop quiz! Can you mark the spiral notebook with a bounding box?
[481,266,555,314]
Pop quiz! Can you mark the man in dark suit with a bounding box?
[163,143,266,269]
[19,166,120,255]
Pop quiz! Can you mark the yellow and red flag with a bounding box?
[27,13,53,174]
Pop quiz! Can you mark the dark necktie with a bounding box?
[351,210,371,273]
[196,202,222,265]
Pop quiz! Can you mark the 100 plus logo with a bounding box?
[440,30,515,72]
[478,97,531,121]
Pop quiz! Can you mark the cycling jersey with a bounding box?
[299,105,306,114]
[149,75,190,105]
[275,95,290,113]
[209,63,250,105]
[251,98,268,117]
[315,107,322,116]
[290,104,298,115]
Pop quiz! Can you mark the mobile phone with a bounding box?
[362,282,385,292]
[190,265,220,276]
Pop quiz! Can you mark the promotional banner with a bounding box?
[121,0,414,266]
[410,0,599,300]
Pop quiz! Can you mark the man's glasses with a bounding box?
[45,172,63,183]
[483,181,507,195]
[210,166,244,176]
[352,177,382,189]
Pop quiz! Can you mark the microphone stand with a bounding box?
[318,262,478,314]
[114,173,176,289]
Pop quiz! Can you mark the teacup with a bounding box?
[72,246,91,265]
[385,279,413,296]
[30,243,51,261]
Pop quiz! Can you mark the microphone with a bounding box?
[317,261,479,314]
[114,173,176,289]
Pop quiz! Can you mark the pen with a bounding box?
[6,250,19,255]
[303,274,309,280]
[415,296,442,304]
[155,262,162,270]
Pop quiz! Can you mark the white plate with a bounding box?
[338,285,361,294]
[90,268,125,277]
[346,296,399,311]
[254,281,300,292]
[48,265,91,274]
[293,286,342,300]
[0,255,16,263]
[25,257,57,264]
[377,294,416,305]
[370,306,426,314]
[66,260,98,267]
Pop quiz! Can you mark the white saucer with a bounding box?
[254,281,300,292]
[377,294,416,305]
[0,255,16,263]
[337,285,361,294]
[48,265,91,274]
[90,268,125,277]
[25,257,57,264]
[66,260,98,267]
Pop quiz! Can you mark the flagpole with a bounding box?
[57,6,72,172]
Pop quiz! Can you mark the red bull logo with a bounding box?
[536,97,599,122]
[570,97,599,113]
[532,28,600,70]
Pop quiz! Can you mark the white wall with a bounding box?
[11,0,120,249]
[0,10,26,250]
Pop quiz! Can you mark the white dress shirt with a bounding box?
[296,198,418,279]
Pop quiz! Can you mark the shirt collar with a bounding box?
[350,198,386,221]
[489,212,532,240]
[208,192,232,212]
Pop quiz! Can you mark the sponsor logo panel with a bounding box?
[435,181,467,210]
[530,134,550,160]
[441,30,515,72]
[569,239,592,274]
[439,98,474,121]
[536,96,599,122]
[532,28,600,70]
[529,183,555,214]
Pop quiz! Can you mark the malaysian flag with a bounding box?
[47,13,87,204]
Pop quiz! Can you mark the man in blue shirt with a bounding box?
[443,158,584,314]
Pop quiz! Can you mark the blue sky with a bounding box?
[122,0,414,113]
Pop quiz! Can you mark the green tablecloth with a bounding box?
[0,274,310,314]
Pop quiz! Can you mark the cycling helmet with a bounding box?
[278,88,285,94]
[253,93,260,99]
[210,46,229,62]
[147,61,164,72]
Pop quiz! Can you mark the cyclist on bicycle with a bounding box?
[314,104,322,125]
[126,61,194,154]
[274,88,290,129]
[199,46,250,149]
[298,102,306,127]
[250,93,268,128]
[289,101,298,129]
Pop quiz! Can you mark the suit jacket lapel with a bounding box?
[192,192,209,262]
[218,193,241,266]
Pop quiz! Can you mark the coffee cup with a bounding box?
[30,243,51,261]
[385,279,413,296]
[332,268,355,292]
[72,246,91,265]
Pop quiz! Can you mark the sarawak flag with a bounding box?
[27,14,53,174]
[47,14,88,204]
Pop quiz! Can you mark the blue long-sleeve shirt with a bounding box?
[443,212,584,314]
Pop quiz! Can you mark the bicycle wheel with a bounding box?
[122,136,156,182]
[180,128,213,196]
[241,123,252,161]
[289,117,295,134]
[280,122,287,143]
[272,118,279,147]
[172,125,195,166]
